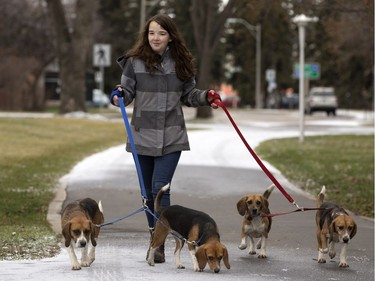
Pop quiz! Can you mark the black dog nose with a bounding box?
[80,241,87,247]
[343,237,349,243]
[252,208,258,215]
[214,268,220,273]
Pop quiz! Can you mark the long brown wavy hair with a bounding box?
[126,14,196,81]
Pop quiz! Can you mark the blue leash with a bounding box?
[97,99,203,245]
[97,207,145,227]
[118,98,148,201]
[96,98,149,228]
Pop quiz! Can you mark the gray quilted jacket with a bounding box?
[116,49,210,156]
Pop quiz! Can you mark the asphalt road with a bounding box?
[0,108,373,281]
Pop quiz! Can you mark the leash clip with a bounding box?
[187,240,199,246]
[293,201,304,211]
[142,196,149,209]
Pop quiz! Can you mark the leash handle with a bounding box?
[216,100,296,205]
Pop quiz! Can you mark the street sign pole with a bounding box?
[93,44,111,108]
[298,23,306,142]
[99,65,104,95]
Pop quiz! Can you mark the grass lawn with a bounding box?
[256,134,374,217]
[0,115,373,260]
[0,117,124,260]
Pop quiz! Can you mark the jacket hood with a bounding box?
[116,55,127,70]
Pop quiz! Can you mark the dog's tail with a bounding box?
[98,200,103,214]
[263,184,275,199]
[317,186,326,208]
[155,184,170,214]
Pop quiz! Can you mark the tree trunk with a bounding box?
[190,0,239,118]
[196,46,215,118]
[46,0,97,113]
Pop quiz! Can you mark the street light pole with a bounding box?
[292,14,318,142]
[255,23,261,109]
[227,18,262,108]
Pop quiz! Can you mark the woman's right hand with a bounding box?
[110,86,124,107]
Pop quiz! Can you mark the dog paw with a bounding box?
[258,254,267,259]
[71,263,82,270]
[176,264,185,269]
[249,250,256,255]
[339,261,349,268]
[147,259,155,267]
[81,260,91,267]
[238,244,247,250]
[318,258,326,264]
[329,251,336,259]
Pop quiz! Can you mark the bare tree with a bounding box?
[45,0,98,113]
[190,0,240,118]
[0,0,54,111]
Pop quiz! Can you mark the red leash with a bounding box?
[261,209,301,218]
[215,100,300,208]
[261,207,325,218]
[208,91,325,215]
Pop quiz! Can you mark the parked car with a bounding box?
[281,93,299,109]
[305,87,338,116]
[91,89,110,108]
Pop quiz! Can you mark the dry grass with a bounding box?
[0,117,124,260]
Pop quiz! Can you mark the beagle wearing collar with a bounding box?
[61,198,104,270]
[316,186,357,267]
[236,184,274,258]
[147,184,230,273]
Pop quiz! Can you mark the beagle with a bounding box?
[236,184,274,258]
[315,186,357,267]
[147,184,230,273]
[61,198,104,270]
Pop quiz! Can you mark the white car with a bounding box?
[305,87,338,116]
[92,89,110,108]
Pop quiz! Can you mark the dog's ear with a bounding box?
[237,197,248,216]
[62,223,72,247]
[350,222,357,239]
[90,222,97,247]
[261,197,269,211]
[195,245,208,270]
[263,184,274,199]
[329,221,335,239]
[222,245,231,269]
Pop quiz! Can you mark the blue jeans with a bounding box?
[138,151,181,228]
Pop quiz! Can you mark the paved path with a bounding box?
[0,108,373,281]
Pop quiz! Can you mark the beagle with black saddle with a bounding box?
[315,186,357,268]
[147,184,230,273]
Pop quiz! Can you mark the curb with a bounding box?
[47,175,68,234]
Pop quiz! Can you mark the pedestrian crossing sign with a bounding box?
[93,44,111,67]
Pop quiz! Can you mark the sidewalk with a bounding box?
[0,108,373,281]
